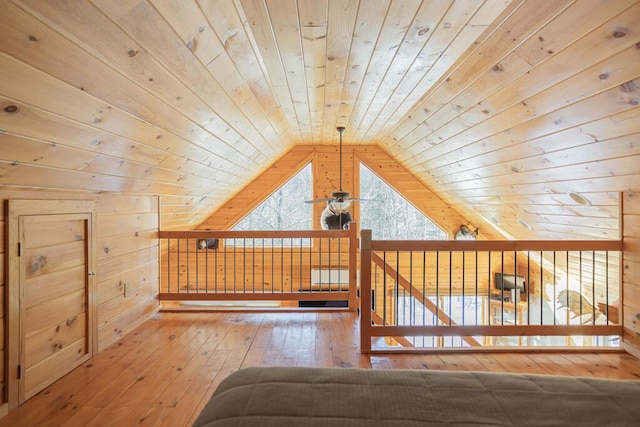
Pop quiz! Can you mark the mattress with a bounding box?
[193,366,640,426]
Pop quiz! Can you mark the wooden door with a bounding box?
[6,200,97,408]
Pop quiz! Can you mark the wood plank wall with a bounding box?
[198,145,475,237]
[623,191,640,357]
[385,0,640,242]
[0,190,160,386]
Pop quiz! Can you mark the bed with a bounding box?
[193,366,640,426]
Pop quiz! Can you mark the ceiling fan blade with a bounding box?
[348,198,384,203]
[304,198,334,204]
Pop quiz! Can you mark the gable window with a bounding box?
[359,163,446,240]
[229,163,312,245]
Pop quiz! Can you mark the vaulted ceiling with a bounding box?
[0,0,638,238]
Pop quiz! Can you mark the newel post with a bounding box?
[360,229,372,352]
[348,222,358,312]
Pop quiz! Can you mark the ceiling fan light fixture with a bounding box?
[329,199,351,213]
[331,190,350,200]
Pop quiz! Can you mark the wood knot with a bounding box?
[598,73,608,80]
[127,49,139,57]
[620,80,637,93]
[31,255,47,272]
[613,29,627,38]
[4,105,18,113]
[492,64,504,72]
[222,28,237,47]
[29,35,38,42]
[417,26,430,36]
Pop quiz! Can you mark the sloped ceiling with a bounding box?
[0,0,638,238]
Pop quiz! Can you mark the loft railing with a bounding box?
[158,227,359,311]
[360,230,623,352]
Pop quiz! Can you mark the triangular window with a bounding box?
[359,163,445,240]
[232,162,312,232]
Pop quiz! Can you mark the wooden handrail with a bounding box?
[159,229,350,239]
[370,239,622,252]
[371,311,414,348]
[360,229,623,351]
[159,226,360,311]
[371,252,481,347]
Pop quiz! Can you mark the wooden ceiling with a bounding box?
[0,0,638,238]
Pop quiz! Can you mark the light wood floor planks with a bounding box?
[2,311,640,426]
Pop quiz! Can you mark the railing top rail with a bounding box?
[159,229,352,239]
[362,236,621,253]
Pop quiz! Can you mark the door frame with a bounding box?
[5,199,97,410]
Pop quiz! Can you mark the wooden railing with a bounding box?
[159,227,359,311]
[360,230,623,352]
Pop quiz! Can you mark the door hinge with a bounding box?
[17,364,22,379]
[18,242,22,257]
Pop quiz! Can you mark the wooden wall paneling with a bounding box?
[3,1,254,168]
[258,2,312,141]
[0,133,210,191]
[97,195,159,216]
[313,146,355,229]
[90,0,277,160]
[622,191,640,357]
[95,194,160,351]
[238,0,302,141]
[0,214,4,408]
[96,295,159,352]
[0,54,235,180]
[199,0,292,148]
[334,0,392,143]
[158,0,291,153]
[321,0,358,141]
[439,1,640,143]
[362,0,487,142]
[386,2,640,244]
[413,105,640,187]
[349,0,435,143]
[198,146,315,230]
[298,0,329,143]
[0,97,166,168]
[388,0,571,154]
[408,74,640,179]
[386,1,528,149]
[98,259,158,306]
[428,131,640,190]
[514,0,637,68]
[420,55,639,172]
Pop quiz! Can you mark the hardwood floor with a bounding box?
[2,311,640,427]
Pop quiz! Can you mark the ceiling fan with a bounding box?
[306,126,379,230]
